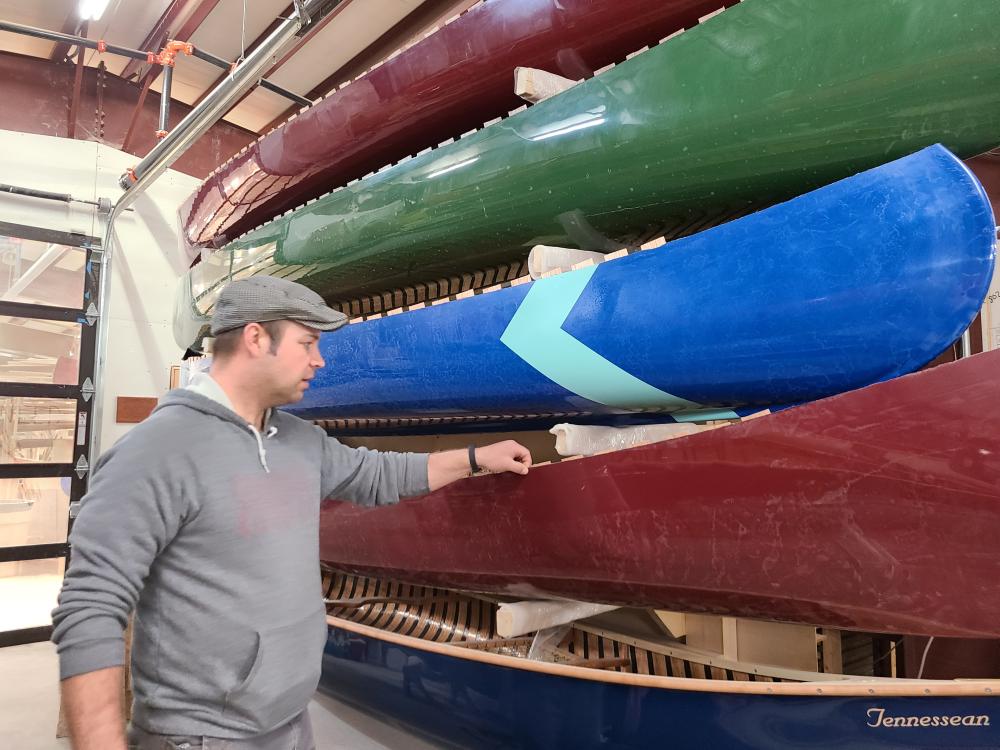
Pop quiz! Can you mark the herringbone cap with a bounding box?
[210,276,347,335]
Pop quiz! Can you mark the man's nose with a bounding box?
[311,349,325,369]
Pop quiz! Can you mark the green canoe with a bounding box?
[206,0,1000,302]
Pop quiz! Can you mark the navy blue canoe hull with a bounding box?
[290,146,995,424]
[321,621,1000,750]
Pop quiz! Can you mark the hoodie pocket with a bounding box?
[223,606,327,730]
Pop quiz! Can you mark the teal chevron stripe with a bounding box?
[500,266,699,411]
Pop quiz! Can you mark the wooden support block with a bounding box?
[514,67,580,104]
[498,600,620,638]
[819,629,844,674]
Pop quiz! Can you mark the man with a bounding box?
[52,276,532,750]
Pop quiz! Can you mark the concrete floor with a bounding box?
[0,640,441,750]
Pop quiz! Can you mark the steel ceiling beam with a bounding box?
[48,9,85,63]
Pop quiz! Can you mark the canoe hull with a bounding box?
[219,0,1000,300]
[184,0,729,250]
[320,349,1000,638]
[290,146,995,424]
[321,620,1000,749]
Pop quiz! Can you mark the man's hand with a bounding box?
[427,440,532,491]
[474,440,532,476]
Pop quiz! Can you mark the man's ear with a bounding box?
[242,322,268,357]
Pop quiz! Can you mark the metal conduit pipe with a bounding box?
[0,19,150,60]
[0,19,311,107]
[159,64,173,136]
[0,183,113,212]
[89,0,344,464]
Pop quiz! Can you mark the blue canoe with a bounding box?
[289,145,995,425]
[321,617,1000,750]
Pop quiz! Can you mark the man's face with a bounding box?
[259,320,325,406]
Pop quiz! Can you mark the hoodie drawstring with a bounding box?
[249,424,278,473]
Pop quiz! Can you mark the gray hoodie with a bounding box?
[51,381,429,738]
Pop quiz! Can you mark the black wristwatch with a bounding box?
[468,444,480,474]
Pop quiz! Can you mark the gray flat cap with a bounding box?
[210,276,347,335]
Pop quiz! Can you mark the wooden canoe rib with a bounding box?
[319,349,1000,639]
[322,569,836,683]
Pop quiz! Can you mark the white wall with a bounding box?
[0,129,200,453]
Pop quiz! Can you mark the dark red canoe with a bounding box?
[320,350,1000,638]
[183,0,732,251]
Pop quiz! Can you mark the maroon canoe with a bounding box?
[183,0,732,251]
[320,350,1000,638]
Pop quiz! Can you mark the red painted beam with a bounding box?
[0,50,254,179]
[120,73,156,153]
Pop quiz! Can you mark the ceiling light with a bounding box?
[78,0,111,21]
